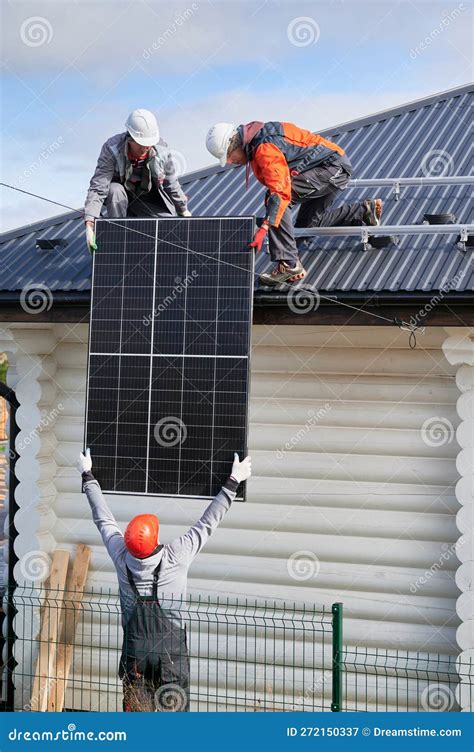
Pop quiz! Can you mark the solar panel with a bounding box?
[85,217,255,500]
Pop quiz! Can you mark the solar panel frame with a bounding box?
[84,216,255,501]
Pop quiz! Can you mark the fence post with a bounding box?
[331,602,343,712]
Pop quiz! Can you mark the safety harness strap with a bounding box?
[126,558,163,601]
[151,560,162,600]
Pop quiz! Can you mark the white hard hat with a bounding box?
[206,122,236,166]
[125,108,160,147]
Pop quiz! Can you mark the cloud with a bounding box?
[3,0,471,76]
[1,0,471,231]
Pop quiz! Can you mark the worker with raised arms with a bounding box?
[77,448,251,712]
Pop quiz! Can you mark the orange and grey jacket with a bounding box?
[238,121,348,227]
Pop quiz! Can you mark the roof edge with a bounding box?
[181,83,473,184]
[3,83,472,235]
[0,209,82,244]
[1,290,473,303]
[318,82,473,136]
[181,162,231,184]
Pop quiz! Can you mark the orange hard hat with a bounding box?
[124,514,159,558]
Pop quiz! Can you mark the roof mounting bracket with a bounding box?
[393,181,401,201]
[423,213,456,225]
[457,227,473,253]
[361,228,370,251]
[360,230,399,252]
[36,238,67,251]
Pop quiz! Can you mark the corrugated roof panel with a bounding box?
[1,86,472,295]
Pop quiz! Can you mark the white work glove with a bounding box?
[85,221,97,253]
[77,448,92,474]
[179,209,192,217]
[230,453,252,484]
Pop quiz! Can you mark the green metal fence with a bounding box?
[5,586,334,712]
[341,647,473,712]
[3,587,472,712]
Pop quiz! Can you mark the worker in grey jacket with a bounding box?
[77,448,251,712]
[84,109,191,252]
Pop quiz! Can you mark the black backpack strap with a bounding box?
[126,549,164,600]
[125,566,141,598]
[151,558,163,600]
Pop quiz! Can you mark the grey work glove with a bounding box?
[77,447,92,474]
[85,221,97,253]
[230,453,252,484]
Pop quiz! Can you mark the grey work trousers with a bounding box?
[105,182,175,219]
[268,160,366,265]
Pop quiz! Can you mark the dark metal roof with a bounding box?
[1,84,472,298]
[0,210,88,293]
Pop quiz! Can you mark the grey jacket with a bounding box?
[84,132,188,221]
[83,476,237,626]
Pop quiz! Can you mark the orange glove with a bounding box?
[248,222,269,252]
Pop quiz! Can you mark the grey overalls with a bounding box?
[120,555,190,712]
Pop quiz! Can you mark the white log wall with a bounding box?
[442,327,474,712]
[0,322,467,711]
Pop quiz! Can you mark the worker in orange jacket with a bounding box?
[206,121,383,286]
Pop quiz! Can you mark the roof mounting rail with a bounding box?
[294,223,474,251]
[348,176,473,201]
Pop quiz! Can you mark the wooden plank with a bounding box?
[47,544,91,712]
[30,550,70,711]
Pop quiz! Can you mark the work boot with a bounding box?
[259,259,306,286]
[362,198,383,226]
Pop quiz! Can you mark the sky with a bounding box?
[0,0,472,231]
